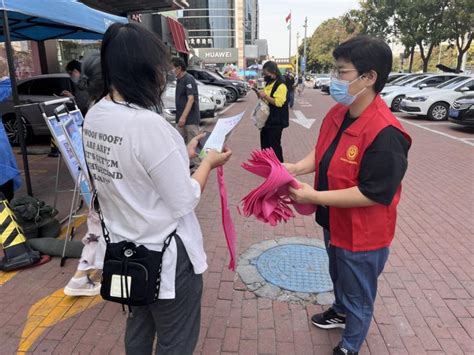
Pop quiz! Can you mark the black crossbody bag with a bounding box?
[96,204,175,313]
[83,136,175,315]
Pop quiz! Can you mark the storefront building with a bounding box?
[177,0,259,69]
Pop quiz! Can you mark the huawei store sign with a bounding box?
[197,48,238,63]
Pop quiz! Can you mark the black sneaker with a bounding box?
[311,307,346,329]
[333,345,358,355]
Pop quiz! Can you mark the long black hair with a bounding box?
[100,23,169,109]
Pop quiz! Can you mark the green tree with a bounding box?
[444,0,473,71]
[343,1,395,38]
[395,0,450,73]
[301,17,359,73]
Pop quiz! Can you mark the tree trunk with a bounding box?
[456,35,473,73]
[456,52,464,72]
[408,46,415,72]
[422,58,429,73]
[418,42,435,73]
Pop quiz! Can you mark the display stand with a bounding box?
[39,98,91,266]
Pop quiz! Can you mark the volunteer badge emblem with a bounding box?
[346,145,359,161]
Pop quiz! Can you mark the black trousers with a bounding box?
[124,236,203,355]
[260,126,284,162]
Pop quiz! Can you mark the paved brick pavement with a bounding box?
[0,89,472,354]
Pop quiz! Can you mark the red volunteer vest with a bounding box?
[314,95,412,252]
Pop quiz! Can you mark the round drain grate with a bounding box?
[256,244,333,293]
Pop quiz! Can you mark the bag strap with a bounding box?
[269,78,283,98]
[82,127,111,244]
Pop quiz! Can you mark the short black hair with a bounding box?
[171,57,186,71]
[333,35,392,93]
[101,23,169,110]
[66,60,81,73]
[262,61,281,79]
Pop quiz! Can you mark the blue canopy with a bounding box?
[0,0,127,41]
[0,0,127,196]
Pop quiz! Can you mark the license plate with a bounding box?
[449,108,459,118]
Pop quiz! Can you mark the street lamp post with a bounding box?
[296,32,299,76]
[303,17,308,77]
[243,21,250,80]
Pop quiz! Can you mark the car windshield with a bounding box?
[214,71,225,79]
[390,74,419,85]
[401,75,429,86]
[436,76,469,89]
[207,71,224,80]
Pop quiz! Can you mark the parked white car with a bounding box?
[385,73,425,87]
[162,85,217,122]
[400,76,474,121]
[196,80,227,110]
[380,74,459,112]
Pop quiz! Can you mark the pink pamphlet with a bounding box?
[241,149,316,225]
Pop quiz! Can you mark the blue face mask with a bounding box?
[329,76,366,106]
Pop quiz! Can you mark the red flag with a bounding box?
[285,12,291,23]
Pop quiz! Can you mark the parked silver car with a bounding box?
[0,74,74,145]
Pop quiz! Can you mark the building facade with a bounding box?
[178,0,259,68]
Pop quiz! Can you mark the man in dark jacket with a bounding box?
[285,69,296,108]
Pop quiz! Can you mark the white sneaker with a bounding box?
[64,276,101,297]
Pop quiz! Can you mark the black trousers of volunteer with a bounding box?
[260,126,284,162]
[124,236,203,355]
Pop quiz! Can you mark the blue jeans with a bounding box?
[323,229,389,352]
[287,90,295,108]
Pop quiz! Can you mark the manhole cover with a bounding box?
[256,244,332,293]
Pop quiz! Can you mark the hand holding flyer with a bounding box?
[199,112,244,158]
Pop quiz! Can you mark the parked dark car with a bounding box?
[187,68,247,103]
[448,94,474,127]
[321,82,330,94]
[0,74,74,145]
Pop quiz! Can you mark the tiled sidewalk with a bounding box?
[0,90,472,354]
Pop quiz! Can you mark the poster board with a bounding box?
[44,110,92,207]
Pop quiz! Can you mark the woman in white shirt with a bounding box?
[83,23,232,355]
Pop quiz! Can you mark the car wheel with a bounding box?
[2,114,32,146]
[428,102,449,121]
[391,95,405,112]
[225,87,238,103]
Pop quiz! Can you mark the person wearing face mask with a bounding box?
[257,61,289,162]
[284,36,411,355]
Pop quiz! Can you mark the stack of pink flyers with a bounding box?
[241,149,316,226]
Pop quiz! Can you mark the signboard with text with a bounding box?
[195,48,239,64]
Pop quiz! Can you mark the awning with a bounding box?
[167,17,188,54]
[78,0,189,16]
[0,0,127,41]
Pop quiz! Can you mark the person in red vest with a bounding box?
[285,36,411,355]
